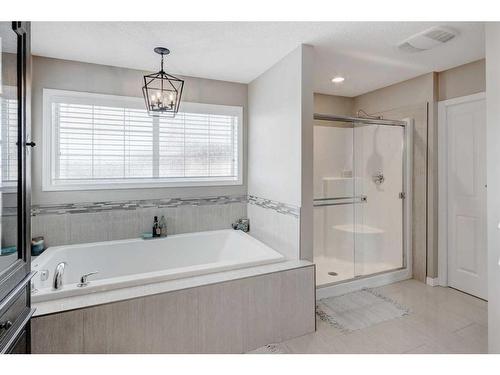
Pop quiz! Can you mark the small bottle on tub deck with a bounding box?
[152,216,161,237]
[159,215,167,237]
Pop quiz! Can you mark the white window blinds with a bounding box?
[159,112,238,179]
[1,95,18,185]
[55,104,154,180]
[44,89,242,190]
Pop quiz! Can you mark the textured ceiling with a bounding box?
[30,22,485,97]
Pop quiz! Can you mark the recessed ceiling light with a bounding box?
[331,76,345,83]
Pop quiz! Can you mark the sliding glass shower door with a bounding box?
[352,123,405,278]
[313,120,356,285]
[313,117,406,287]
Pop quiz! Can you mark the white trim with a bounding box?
[403,118,413,278]
[316,118,413,299]
[1,85,18,192]
[42,88,244,191]
[426,277,439,286]
[437,92,486,287]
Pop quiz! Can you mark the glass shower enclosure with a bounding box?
[313,113,409,287]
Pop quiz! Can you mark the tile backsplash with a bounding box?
[31,195,247,216]
[30,194,300,252]
[32,196,247,247]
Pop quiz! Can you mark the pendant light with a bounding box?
[142,47,184,117]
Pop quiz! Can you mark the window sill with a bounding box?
[41,178,243,192]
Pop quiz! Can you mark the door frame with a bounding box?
[437,92,486,287]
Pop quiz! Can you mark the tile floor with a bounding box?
[249,279,488,354]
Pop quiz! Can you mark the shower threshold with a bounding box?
[319,267,406,288]
[316,266,411,299]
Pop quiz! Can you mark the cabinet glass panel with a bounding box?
[0,22,19,277]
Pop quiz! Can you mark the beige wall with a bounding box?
[313,93,354,115]
[31,56,248,205]
[353,73,435,113]
[438,59,486,101]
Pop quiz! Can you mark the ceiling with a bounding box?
[30,22,485,97]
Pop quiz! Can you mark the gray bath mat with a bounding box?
[316,288,409,332]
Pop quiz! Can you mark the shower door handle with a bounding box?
[313,195,368,207]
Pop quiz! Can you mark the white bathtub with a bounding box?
[31,229,285,303]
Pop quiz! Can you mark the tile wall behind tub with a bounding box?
[246,195,300,260]
[31,196,247,247]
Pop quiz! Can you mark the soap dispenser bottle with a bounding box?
[159,215,167,237]
[152,216,161,237]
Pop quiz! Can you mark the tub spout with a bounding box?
[53,262,66,290]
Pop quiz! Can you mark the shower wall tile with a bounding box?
[31,214,69,247]
[109,210,142,241]
[30,194,288,258]
[68,212,112,245]
[1,215,17,248]
[173,206,198,234]
[247,203,300,259]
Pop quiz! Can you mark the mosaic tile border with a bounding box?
[31,195,247,216]
[247,195,299,218]
[24,194,299,218]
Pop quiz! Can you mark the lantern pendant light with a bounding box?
[142,47,184,117]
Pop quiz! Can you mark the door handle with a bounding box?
[25,141,36,147]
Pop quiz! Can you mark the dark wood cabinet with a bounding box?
[0,21,33,354]
[8,329,28,354]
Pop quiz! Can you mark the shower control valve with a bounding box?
[372,172,385,185]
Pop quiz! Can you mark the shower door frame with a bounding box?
[313,114,413,299]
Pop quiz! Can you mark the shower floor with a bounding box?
[314,255,402,286]
[314,255,355,285]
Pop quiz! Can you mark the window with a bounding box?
[1,86,18,189]
[42,89,243,191]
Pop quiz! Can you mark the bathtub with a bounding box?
[31,229,285,303]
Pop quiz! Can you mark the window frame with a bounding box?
[1,85,18,193]
[42,88,243,191]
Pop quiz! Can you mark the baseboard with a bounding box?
[426,277,439,286]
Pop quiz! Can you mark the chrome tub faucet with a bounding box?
[77,271,99,287]
[53,262,66,290]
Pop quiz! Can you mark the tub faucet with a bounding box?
[78,271,99,287]
[232,218,250,233]
[53,262,66,290]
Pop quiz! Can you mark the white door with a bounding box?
[440,93,487,299]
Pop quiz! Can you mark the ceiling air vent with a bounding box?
[397,26,457,53]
